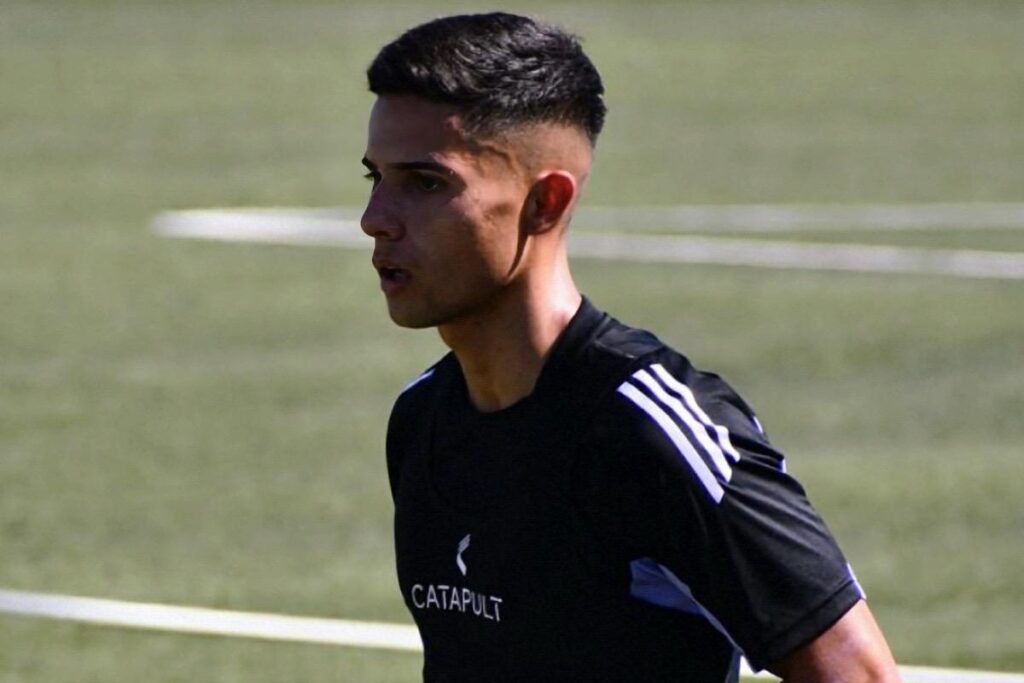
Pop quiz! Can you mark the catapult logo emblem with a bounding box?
[456,534,471,576]
[409,533,504,622]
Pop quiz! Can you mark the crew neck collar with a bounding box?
[447,295,607,416]
[531,295,607,392]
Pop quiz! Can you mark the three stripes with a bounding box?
[406,361,747,505]
[617,364,742,503]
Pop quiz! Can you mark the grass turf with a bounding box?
[2,0,1022,679]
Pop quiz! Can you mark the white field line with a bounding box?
[0,589,421,652]
[154,204,1024,234]
[153,208,369,248]
[152,207,1024,281]
[575,203,1024,232]
[3,590,1023,683]
[568,232,1024,280]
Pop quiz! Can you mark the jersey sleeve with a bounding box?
[575,352,863,671]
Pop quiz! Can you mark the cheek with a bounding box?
[470,194,524,266]
[472,221,522,280]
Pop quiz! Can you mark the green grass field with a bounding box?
[2,1,1023,680]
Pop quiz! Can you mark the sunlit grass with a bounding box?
[1,0,1022,679]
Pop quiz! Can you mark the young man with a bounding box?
[361,13,900,682]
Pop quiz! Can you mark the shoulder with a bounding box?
[572,310,762,431]
[386,354,455,449]
[389,354,454,412]
[568,333,780,556]
[585,333,768,448]
[574,323,862,669]
[384,354,454,498]
[582,344,781,505]
[611,349,768,448]
[586,312,666,362]
[568,309,767,456]
[560,310,666,403]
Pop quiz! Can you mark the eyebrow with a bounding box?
[361,157,456,176]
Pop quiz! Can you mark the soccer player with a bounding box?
[360,12,900,682]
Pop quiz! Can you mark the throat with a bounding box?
[460,361,542,413]
[441,290,582,413]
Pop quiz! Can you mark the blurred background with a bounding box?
[2,1,1022,680]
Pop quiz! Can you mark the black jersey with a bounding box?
[386,298,863,682]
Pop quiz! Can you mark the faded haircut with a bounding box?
[366,12,606,146]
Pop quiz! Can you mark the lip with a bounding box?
[372,256,411,295]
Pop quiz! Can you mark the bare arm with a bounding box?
[768,601,901,683]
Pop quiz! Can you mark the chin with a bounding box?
[385,290,497,330]
[386,303,442,330]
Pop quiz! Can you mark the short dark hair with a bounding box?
[367,12,606,146]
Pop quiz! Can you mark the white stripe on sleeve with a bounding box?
[631,369,733,482]
[617,383,725,503]
[650,364,741,462]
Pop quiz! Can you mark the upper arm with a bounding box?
[768,600,900,683]
[588,355,871,669]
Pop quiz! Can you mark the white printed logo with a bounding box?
[409,533,503,622]
[456,534,471,576]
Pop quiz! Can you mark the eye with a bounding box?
[363,171,381,188]
[413,174,445,192]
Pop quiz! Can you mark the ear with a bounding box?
[524,171,577,235]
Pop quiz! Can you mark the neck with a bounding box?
[439,272,581,413]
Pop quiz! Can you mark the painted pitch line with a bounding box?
[153,208,1024,281]
[0,589,421,652]
[3,590,1023,683]
[568,231,1024,280]
[154,203,1024,235]
[153,208,369,248]
[575,203,1024,232]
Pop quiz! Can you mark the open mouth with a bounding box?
[380,266,405,281]
[377,266,411,290]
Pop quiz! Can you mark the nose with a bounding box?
[360,189,404,241]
